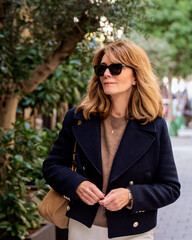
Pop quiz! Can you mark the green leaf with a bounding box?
[20,182,26,193]
[24,122,31,129]
[15,154,23,162]
[35,178,46,189]
[0,213,6,219]
[45,94,52,102]
[24,162,32,169]
[0,221,10,228]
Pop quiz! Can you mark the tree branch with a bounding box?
[21,13,99,95]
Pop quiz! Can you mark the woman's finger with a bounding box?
[89,183,105,200]
[76,181,104,205]
[99,188,129,211]
[81,193,98,205]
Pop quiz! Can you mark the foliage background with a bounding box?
[0,0,192,239]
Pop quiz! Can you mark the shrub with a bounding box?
[0,118,59,239]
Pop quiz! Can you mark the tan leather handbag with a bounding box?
[38,187,70,228]
[38,120,81,229]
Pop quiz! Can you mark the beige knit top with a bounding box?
[93,114,128,227]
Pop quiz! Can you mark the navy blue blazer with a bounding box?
[43,107,180,238]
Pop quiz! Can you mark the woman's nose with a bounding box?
[103,68,111,77]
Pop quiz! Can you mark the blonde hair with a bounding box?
[76,41,163,124]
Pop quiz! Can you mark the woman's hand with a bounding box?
[76,181,105,205]
[99,188,129,211]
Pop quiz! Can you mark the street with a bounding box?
[154,131,192,240]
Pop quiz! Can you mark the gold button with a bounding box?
[63,195,70,201]
[133,222,139,228]
[66,205,70,211]
[129,181,134,185]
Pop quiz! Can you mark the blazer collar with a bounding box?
[74,109,157,132]
[73,110,156,182]
[73,109,85,120]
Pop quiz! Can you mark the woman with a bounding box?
[43,41,180,240]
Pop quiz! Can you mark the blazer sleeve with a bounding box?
[43,108,88,201]
[129,118,181,213]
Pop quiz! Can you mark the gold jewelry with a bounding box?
[109,115,128,134]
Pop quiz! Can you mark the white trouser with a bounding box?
[68,218,154,240]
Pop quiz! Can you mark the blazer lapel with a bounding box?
[72,117,102,176]
[108,120,156,184]
[72,110,156,183]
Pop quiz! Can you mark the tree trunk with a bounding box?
[0,94,20,129]
[0,13,99,129]
[50,109,57,130]
[167,69,173,123]
[0,36,84,129]
[176,77,181,113]
[58,101,69,123]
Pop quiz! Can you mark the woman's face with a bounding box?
[99,54,136,99]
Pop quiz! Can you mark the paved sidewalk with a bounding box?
[154,130,192,240]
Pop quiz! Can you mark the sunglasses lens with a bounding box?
[94,65,106,76]
[109,64,122,75]
[94,63,123,76]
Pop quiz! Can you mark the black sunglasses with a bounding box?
[94,63,135,77]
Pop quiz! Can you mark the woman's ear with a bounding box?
[132,78,136,86]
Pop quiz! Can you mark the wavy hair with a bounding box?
[76,41,163,124]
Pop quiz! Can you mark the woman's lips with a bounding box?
[104,82,116,85]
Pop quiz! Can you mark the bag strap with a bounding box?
[71,120,82,171]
